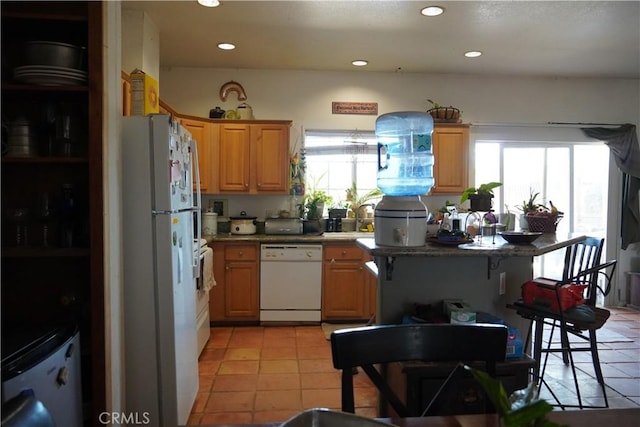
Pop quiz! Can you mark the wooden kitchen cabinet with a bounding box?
[181,118,213,193]
[322,243,369,320]
[121,71,132,116]
[218,123,251,192]
[209,242,259,322]
[216,121,291,194]
[1,2,105,423]
[431,124,469,194]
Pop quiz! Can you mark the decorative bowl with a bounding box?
[498,231,543,244]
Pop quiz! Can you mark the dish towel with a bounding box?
[203,247,215,291]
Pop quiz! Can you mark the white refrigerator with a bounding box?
[122,115,201,426]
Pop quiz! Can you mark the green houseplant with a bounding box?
[304,190,332,220]
[303,174,333,220]
[344,182,382,219]
[517,188,545,214]
[466,365,567,427]
[517,189,564,232]
[460,182,502,211]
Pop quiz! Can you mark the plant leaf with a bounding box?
[478,182,503,194]
[502,400,554,427]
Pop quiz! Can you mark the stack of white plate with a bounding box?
[13,65,87,86]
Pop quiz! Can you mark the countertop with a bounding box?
[203,233,586,258]
[205,231,374,244]
[356,233,587,257]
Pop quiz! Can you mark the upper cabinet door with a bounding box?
[431,125,469,194]
[181,118,212,193]
[218,124,251,192]
[253,124,290,193]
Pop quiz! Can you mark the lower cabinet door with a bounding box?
[322,261,367,320]
[225,260,259,319]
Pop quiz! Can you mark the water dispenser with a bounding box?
[374,111,433,247]
[376,111,434,196]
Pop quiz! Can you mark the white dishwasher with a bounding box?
[260,244,323,322]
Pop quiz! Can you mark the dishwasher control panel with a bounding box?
[260,244,323,261]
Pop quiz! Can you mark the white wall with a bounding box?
[121,9,160,79]
[158,67,639,128]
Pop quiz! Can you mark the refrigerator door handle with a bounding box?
[190,137,202,279]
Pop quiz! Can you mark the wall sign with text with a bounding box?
[332,102,378,115]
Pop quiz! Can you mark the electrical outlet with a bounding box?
[499,272,506,295]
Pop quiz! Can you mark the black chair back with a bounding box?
[330,323,508,417]
[563,237,604,283]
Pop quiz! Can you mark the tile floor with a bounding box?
[187,307,640,425]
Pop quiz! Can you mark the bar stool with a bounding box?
[509,260,617,409]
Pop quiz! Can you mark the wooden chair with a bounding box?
[509,260,617,409]
[330,323,508,417]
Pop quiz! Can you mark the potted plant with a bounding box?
[344,183,382,226]
[516,189,563,232]
[517,188,545,215]
[466,365,566,427]
[525,201,563,233]
[460,182,502,212]
[427,99,462,122]
[328,201,348,219]
[303,174,333,221]
[304,190,332,220]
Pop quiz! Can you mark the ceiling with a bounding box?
[122,1,640,79]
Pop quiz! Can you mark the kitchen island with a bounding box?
[356,233,586,333]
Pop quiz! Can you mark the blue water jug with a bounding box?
[376,111,434,196]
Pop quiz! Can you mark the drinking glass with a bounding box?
[6,208,30,246]
[37,193,56,247]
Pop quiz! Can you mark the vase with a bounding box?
[469,194,493,212]
[519,214,529,231]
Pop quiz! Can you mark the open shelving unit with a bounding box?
[1,2,105,425]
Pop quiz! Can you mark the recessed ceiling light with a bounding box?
[217,42,235,50]
[420,6,444,17]
[198,0,220,7]
[464,51,482,58]
[352,60,368,67]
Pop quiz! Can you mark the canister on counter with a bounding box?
[202,212,218,236]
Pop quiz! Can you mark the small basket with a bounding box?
[525,213,563,233]
[427,107,460,122]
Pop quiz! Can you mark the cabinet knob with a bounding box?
[330,258,336,264]
[238,251,244,256]
[245,183,249,188]
[341,250,347,255]
[257,183,262,187]
[225,265,230,270]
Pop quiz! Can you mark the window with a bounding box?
[474,132,609,280]
[304,130,381,206]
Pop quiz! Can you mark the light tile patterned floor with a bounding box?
[188,325,377,425]
[537,307,640,409]
[188,307,640,425]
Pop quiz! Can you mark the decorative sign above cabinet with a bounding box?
[332,102,378,115]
